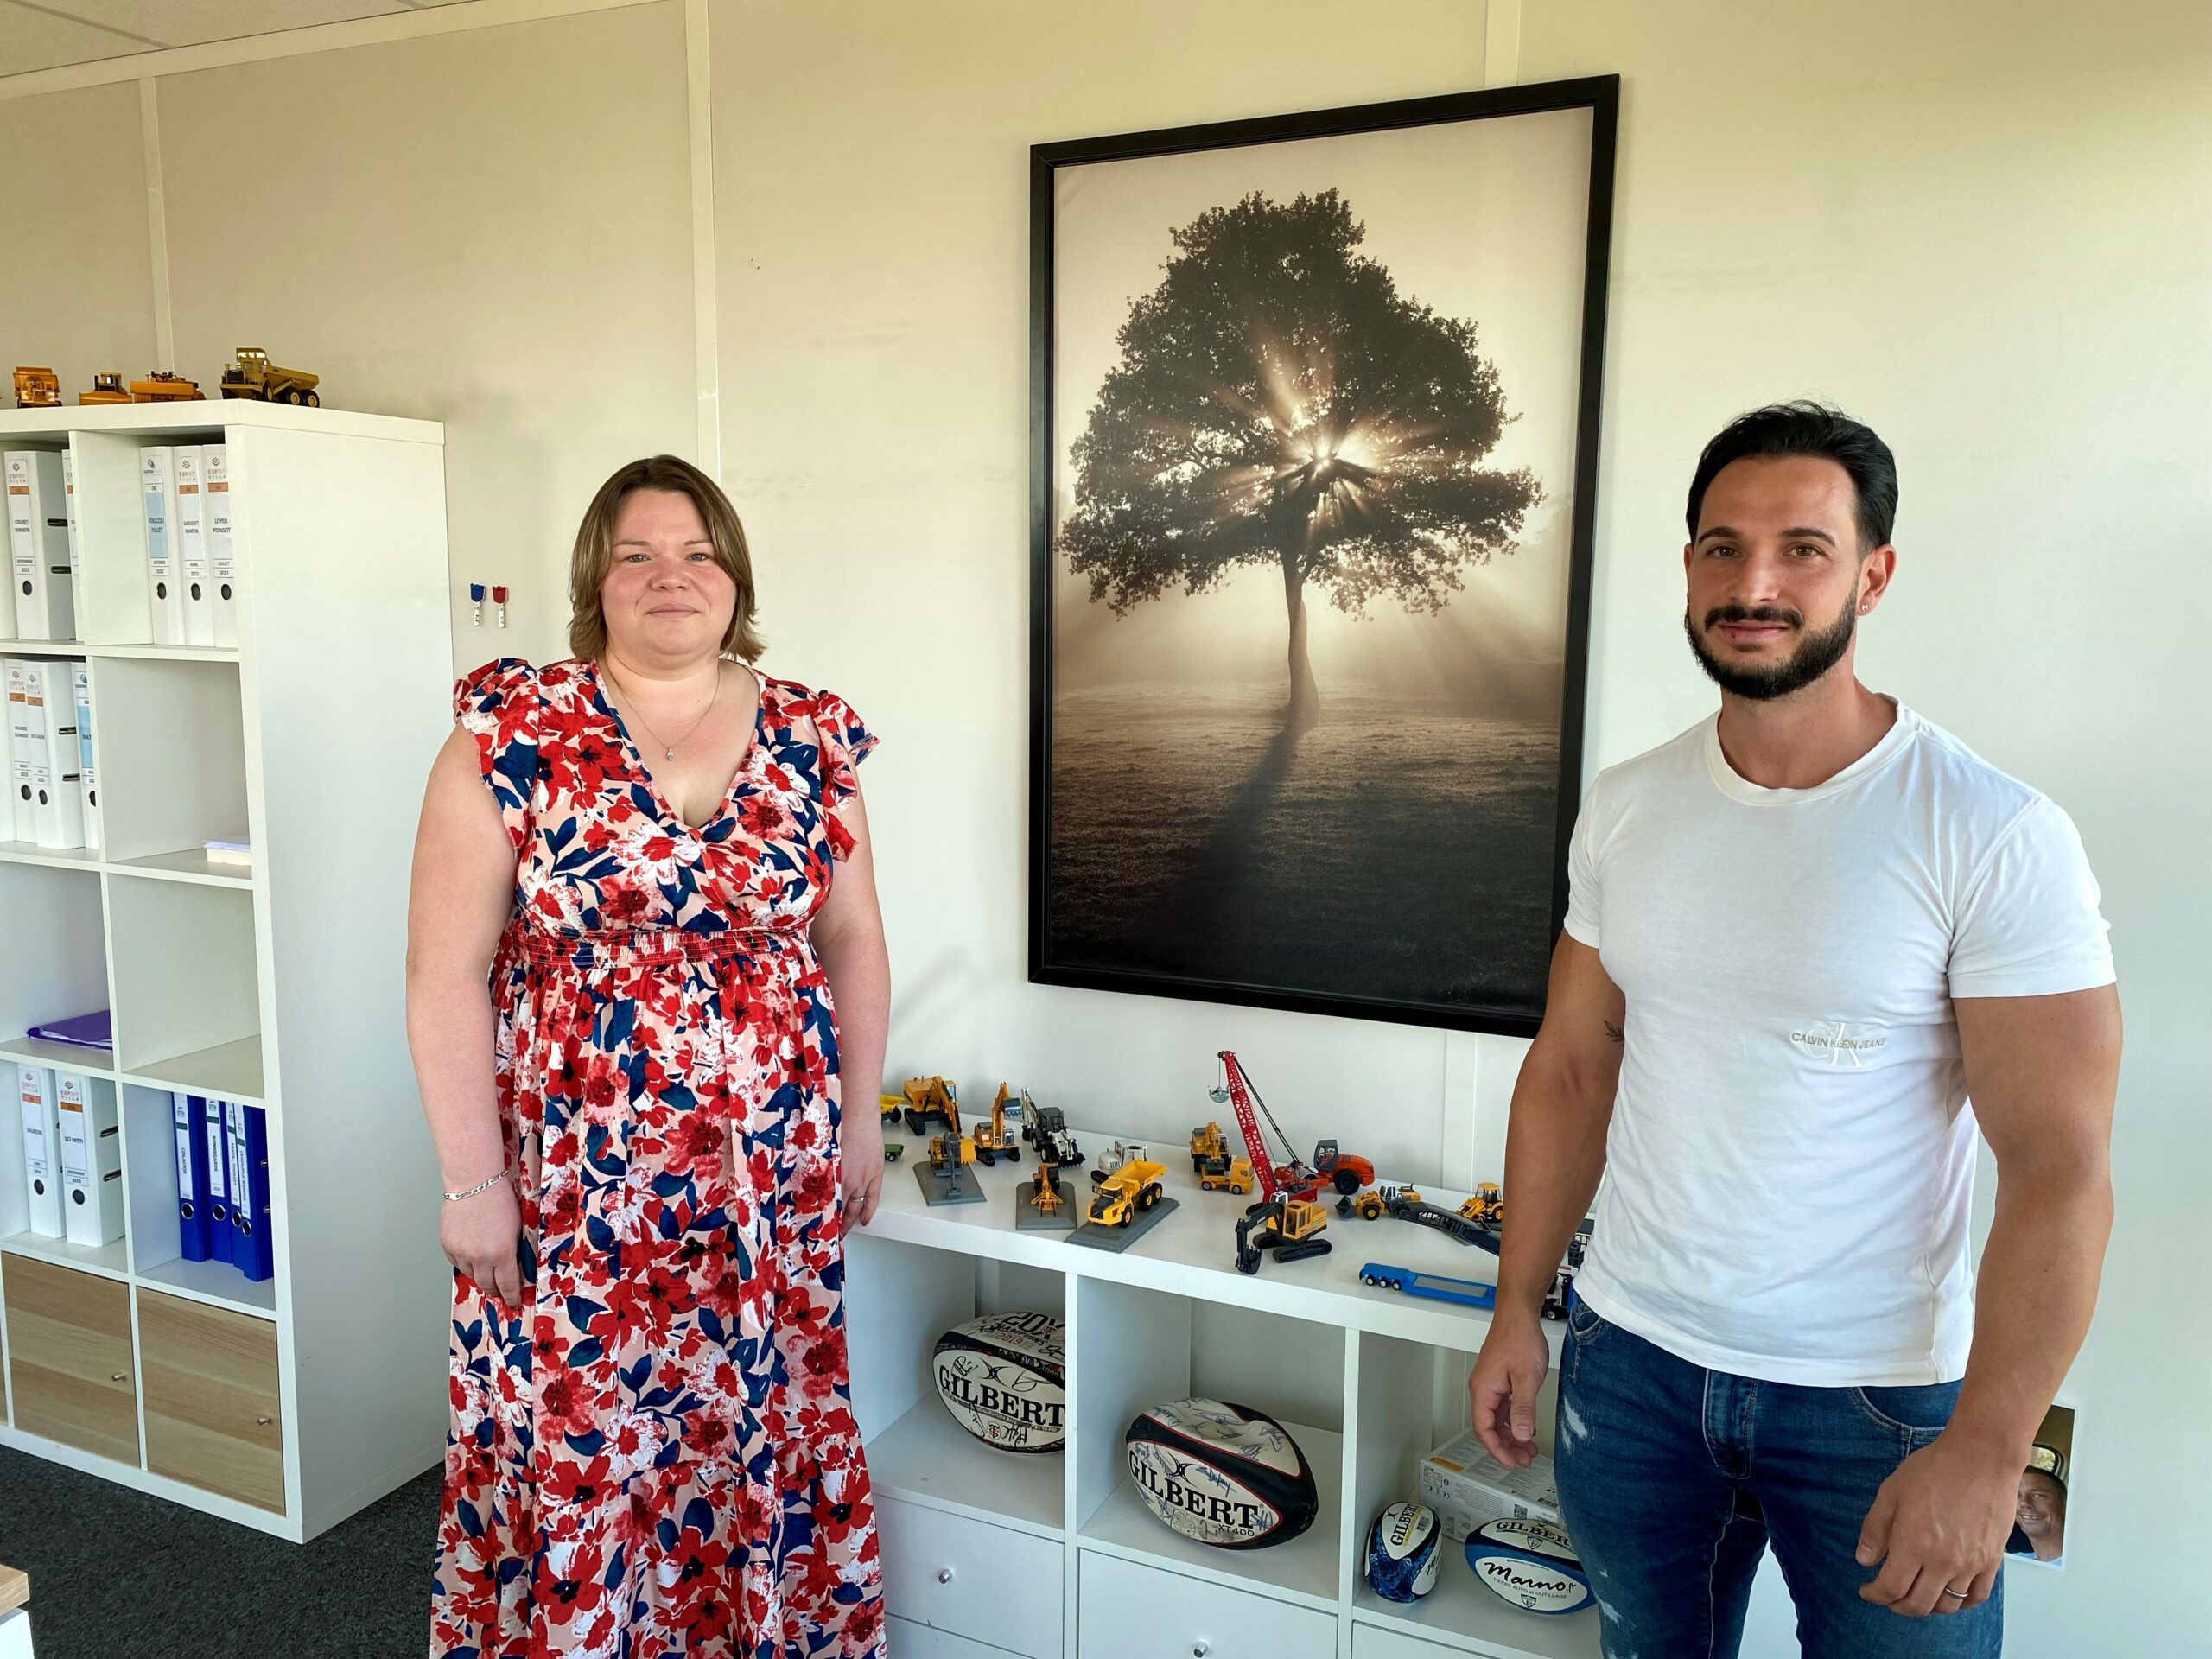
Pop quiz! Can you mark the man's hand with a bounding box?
[1468,1308,1552,1468]
[1856,1432,2020,1615]
[842,1109,886,1230]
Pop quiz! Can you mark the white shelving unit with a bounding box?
[849,1116,1597,1659]
[0,400,453,1541]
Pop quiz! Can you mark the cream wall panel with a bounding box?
[708,0,1495,1185]
[0,80,157,380]
[152,0,696,666]
[1508,3,2207,1654]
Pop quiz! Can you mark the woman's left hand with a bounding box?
[842,1108,885,1229]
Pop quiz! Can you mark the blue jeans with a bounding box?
[1554,1298,2003,1658]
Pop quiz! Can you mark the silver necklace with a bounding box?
[604,660,721,761]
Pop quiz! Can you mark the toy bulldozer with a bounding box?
[221,348,320,406]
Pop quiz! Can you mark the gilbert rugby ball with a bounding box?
[931,1312,1066,1452]
[1466,1517,1592,1615]
[1364,1500,1441,1602]
[1124,1398,1319,1549]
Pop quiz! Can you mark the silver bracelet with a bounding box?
[442,1164,514,1203]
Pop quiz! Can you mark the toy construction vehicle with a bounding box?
[134,371,203,402]
[972,1085,1025,1166]
[1460,1181,1503,1230]
[1027,1156,1066,1219]
[220,348,320,406]
[1188,1121,1255,1194]
[880,1092,905,1123]
[1343,1183,1498,1251]
[1021,1099,1083,1169]
[13,367,60,408]
[1235,1195,1332,1275]
[883,1141,905,1164]
[1087,1148,1166,1227]
[900,1076,958,1137]
[79,372,130,405]
[1208,1052,1374,1205]
[926,1132,975,1177]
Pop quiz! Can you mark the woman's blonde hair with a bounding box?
[567,454,766,663]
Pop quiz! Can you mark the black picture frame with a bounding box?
[1029,76,1618,1036]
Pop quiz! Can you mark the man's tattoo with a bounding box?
[1603,1020,1624,1045]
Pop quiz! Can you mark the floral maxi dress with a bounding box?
[432,658,885,1659]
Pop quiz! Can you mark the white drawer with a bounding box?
[1077,1550,1336,1659]
[888,1612,1027,1658]
[1352,1624,1467,1659]
[879,1496,1063,1659]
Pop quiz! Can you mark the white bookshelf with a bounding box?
[0,400,452,1541]
[849,1115,1598,1659]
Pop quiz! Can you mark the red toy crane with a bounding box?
[1210,1051,1376,1205]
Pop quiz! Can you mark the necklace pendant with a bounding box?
[664,745,676,761]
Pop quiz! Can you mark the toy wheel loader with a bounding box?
[1235,1195,1332,1274]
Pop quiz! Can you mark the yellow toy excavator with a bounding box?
[972,1084,1024,1166]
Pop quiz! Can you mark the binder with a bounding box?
[203,1096,233,1264]
[203,445,237,648]
[175,446,215,647]
[17,1063,63,1238]
[72,658,98,851]
[62,450,81,637]
[174,1092,212,1262]
[4,659,33,843]
[142,446,185,645]
[6,451,74,641]
[226,1099,273,1282]
[57,1069,124,1249]
[25,657,84,850]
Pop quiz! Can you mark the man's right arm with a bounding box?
[1467,933,1626,1465]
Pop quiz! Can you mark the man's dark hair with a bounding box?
[1686,401,1898,551]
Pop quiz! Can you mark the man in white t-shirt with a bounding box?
[1466,403,2120,1658]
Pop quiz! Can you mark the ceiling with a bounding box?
[1,0,478,79]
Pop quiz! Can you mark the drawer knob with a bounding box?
[255,1415,272,1426]
[111,1372,127,1382]
[937,1567,954,1585]
[1192,1645,1209,1657]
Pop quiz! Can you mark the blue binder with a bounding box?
[203,1096,233,1265]
[227,1100,273,1283]
[174,1092,212,1262]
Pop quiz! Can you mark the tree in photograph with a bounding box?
[1064,189,1542,729]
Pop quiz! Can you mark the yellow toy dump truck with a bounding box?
[13,367,60,408]
[1086,1148,1166,1227]
[220,348,321,406]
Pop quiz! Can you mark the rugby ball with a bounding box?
[1466,1517,1592,1615]
[931,1312,1066,1453]
[1124,1398,1319,1549]
[1364,1500,1441,1602]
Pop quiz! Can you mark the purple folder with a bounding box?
[25,1010,113,1052]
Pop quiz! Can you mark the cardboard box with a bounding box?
[1418,1429,1563,1541]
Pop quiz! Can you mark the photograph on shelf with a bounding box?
[2007,1402,2075,1569]
[1031,79,1617,1033]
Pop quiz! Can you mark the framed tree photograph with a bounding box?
[1030,77,1618,1035]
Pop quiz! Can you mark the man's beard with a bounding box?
[1684,594,1857,701]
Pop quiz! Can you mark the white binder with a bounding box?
[24,656,83,850]
[57,1068,124,1249]
[176,446,215,646]
[63,448,82,635]
[73,658,99,851]
[5,658,36,845]
[203,444,238,647]
[142,445,185,645]
[17,1063,63,1238]
[5,450,74,641]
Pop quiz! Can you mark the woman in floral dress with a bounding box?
[407,454,888,1657]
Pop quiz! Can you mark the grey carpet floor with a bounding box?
[0,1446,440,1658]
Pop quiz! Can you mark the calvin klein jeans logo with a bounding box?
[1789,1021,1889,1067]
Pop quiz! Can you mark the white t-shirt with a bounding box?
[1565,702,2113,1386]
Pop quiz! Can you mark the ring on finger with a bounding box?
[1940,1586,1971,1603]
